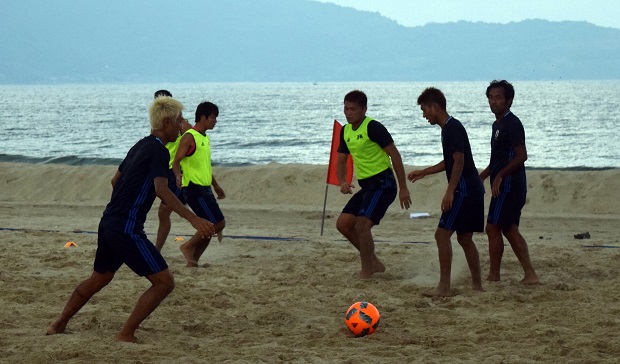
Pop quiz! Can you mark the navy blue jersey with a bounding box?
[102,135,169,233]
[442,117,484,196]
[489,112,527,193]
[337,119,394,154]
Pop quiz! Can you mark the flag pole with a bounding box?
[320,184,329,236]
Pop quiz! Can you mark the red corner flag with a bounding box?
[326,120,353,186]
[322,120,354,235]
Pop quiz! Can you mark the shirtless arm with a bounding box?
[383,143,411,209]
[443,152,464,211]
[492,145,527,197]
[211,175,225,199]
[111,170,121,188]
[172,133,195,188]
[337,153,354,194]
[408,161,445,182]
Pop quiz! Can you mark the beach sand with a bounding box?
[1,162,619,363]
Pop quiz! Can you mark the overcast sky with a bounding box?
[314,0,620,30]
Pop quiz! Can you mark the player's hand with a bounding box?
[340,183,355,194]
[407,170,425,183]
[399,188,411,209]
[441,192,454,212]
[214,185,226,199]
[175,173,183,188]
[189,215,215,238]
[491,176,502,197]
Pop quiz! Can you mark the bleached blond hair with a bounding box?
[149,96,184,130]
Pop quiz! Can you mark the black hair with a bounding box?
[154,89,172,98]
[195,101,219,123]
[417,87,446,110]
[344,90,367,108]
[486,80,515,101]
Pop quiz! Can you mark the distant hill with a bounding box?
[1,0,619,83]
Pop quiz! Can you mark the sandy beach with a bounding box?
[1,162,619,363]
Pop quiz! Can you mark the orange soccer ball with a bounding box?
[344,301,380,337]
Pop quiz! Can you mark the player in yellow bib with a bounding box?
[153,90,193,252]
[172,101,226,267]
[336,90,411,279]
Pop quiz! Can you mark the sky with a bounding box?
[314,0,620,30]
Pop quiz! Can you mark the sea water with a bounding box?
[0,81,618,169]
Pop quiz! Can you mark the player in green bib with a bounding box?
[172,101,226,267]
[153,90,193,252]
[336,90,411,279]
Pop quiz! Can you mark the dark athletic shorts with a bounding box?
[163,169,186,205]
[342,169,397,225]
[94,219,168,276]
[182,182,225,224]
[438,190,484,234]
[487,192,527,228]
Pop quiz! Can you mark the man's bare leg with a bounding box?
[337,214,384,278]
[116,269,175,343]
[155,203,173,251]
[337,213,361,250]
[193,220,226,264]
[179,234,200,267]
[486,223,504,282]
[423,228,454,297]
[46,271,115,335]
[456,232,484,291]
[354,217,383,279]
[191,237,211,265]
[503,225,540,285]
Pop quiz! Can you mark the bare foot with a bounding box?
[472,284,485,292]
[372,259,386,273]
[520,274,540,285]
[372,256,385,273]
[45,322,66,335]
[358,261,386,279]
[422,288,456,298]
[180,243,197,267]
[116,333,138,343]
[486,274,500,282]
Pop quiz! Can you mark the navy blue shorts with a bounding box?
[182,182,225,224]
[438,190,484,233]
[342,169,397,225]
[94,219,168,276]
[487,192,527,228]
[164,169,186,205]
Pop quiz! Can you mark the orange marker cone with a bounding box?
[64,241,77,248]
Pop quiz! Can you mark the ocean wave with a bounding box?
[0,153,264,168]
[0,153,616,170]
[0,154,122,166]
